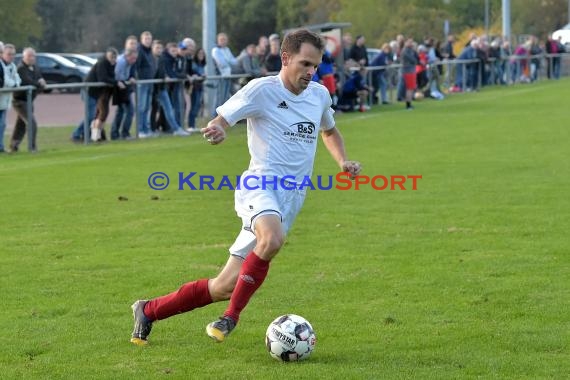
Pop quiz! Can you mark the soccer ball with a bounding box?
[265,314,316,362]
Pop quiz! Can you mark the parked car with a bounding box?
[14,53,89,93]
[553,23,570,47]
[58,53,97,68]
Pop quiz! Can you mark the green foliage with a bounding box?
[217,0,278,52]
[6,0,569,53]
[0,0,42,49]
[276,0,309,32]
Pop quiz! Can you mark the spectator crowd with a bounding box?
[0,28,567,152]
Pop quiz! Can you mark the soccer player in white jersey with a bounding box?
[131,29,361,346]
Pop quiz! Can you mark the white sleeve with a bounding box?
[216,80,263,126]
[320,90,335,131]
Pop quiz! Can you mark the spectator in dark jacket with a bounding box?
[349,35,369,66]
[264,39,281,72]
[442,35,456,59]
[545,34,563,79]
[10,47,46,152]
[370,43,391,104]
[150,41,187,136]
[135,31,156,137]
[338,65,369,112]
[89,48,118,141]
[70,48,117,142]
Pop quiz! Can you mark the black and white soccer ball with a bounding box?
[265,314,316,362]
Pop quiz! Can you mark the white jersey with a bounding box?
[216,75,335,183]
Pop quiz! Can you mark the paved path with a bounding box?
[5,93,115,129]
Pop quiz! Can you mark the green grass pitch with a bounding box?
[0,80,568,379]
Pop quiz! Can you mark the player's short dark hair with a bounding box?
[281,29,324,55]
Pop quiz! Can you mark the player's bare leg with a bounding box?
[206,214,284,342]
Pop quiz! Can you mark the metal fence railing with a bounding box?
[356,52,569,105]
[1,53,568,152]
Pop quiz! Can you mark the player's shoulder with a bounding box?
[307,80,330,96]
[306,81,331,103]
[238,76,278,97]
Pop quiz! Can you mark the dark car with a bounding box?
[58,53,97,68]
[15,53,89,93]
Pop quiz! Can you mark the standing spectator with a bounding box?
[187,47,206,131]
[171,41,193,125]
[545,34,561,79]
[342,33,353,61]
[442,35,456,60]
[529,36,542,82]
[162,42,185,126]
[258,35,269,52]
[312,50,337,107]
[488,39,505,85]
[135,31,156,138]
[501,40,512,83]
[182,37,197,128]
[475,39,489,87]
[264,39,282,73]
[124,35,138,52]
[258,35,269,63]
[71,48,118,142]
[89,48,119,142]
[415,45,429,91]
[150,40,187,136]
[370,43,391,105]
[349,35,369,66]
[453,39,478,92]
[256,41,267,69]
[268,33,280,48]
[441,35,456,89]
[401,38,418,110]
[0,44,22,153]
[10,47,46,152]
[211,32,237,115]
[512,40,531,83]
[395,35,406,101]
[236,44,264,81]
[425,39,444,99]
[111,48,138,140]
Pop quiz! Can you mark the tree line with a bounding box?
[1,0,567,53]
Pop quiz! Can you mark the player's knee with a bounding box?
[256,233,285,257]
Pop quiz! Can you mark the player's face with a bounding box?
[282,42,322,95]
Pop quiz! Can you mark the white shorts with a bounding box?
[229,174,306,259]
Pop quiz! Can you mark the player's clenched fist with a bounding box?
[342,160,362,179]
[201,123,226,145]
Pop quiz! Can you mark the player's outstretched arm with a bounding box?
[321,127,362,179]
[201,115,230,145]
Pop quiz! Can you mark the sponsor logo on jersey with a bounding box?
[283,122,317,144]
[277,101,289,109]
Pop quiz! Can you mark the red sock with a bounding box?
[224,252,269,323]
[143,278,212,321]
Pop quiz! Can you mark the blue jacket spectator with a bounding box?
[136,43,156,80]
